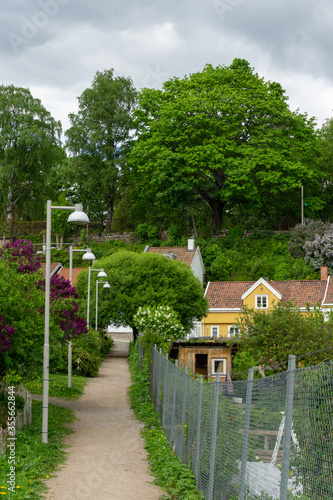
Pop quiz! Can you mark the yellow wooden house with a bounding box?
[200,266,333,339]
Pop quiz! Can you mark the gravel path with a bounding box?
[38,339,165,500]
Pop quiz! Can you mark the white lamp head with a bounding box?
[103,282,110,289]
[67,204,90,225]
[82,248,96,260]
[97,269,107,278]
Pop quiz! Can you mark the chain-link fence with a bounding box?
[149,346,333,499]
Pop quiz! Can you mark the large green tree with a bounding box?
[0,85,63,226]
[65,69,137,232]
[317,117,333,219]
[129,59,322,232]
[76,250,208,342]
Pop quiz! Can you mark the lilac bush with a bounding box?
[0,315,15,353]
[303,232,333,272]
[289,219,333,272]
[0,239,41,273]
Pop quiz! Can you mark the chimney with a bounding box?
[321,266,328,281]
[187,237,195,251]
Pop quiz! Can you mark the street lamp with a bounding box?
[67,246,95,388]
[42,201,89,444]
[95,280,110,331]
[86,267,107,327]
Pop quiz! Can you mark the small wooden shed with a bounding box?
[168,339,238,381]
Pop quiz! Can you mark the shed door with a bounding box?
[195,354,208,379]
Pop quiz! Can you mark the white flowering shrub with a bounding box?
[303,232,333,272]
[133,305,186,357]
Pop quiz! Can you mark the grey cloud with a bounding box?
[1,0,333,133]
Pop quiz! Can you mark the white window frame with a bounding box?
[211,326,219,337]
[212,358,226,375]
[228,325,240,337]
[255,294,268,309]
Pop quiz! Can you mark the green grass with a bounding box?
[128,344,204,500]
[0,400,75,499]
[25,373,87,400]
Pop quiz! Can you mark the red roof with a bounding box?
[58,268,86,286]
[146,246,196,266]
[206,278,333,309]
[40,262,62,277]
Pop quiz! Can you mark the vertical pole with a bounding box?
[170,360,178,447]
[194,375,203,484]
[162,354,169,428]
[95,280,99,331]
[87,265,91,327]
[156,348,162,414]
[180,366,189,460]
[301,186,304,226]
[239,368,254,500]
[208,373,220,500]
[280,355,296,500]
[68,244,73,388]
[42,200,52,443]
[69,245,73,284]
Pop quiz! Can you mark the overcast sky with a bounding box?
[1,0,333,139]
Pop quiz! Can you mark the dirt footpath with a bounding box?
[42,339,165,500]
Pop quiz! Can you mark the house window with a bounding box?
[212,358,226,375]
[228,326,240,337]
[211,326,219,337]
[256,295,268,309]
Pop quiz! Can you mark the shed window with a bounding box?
[212,358,226,375]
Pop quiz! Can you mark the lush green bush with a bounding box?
[49,330,113,377]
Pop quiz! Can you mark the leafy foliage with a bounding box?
[0,84,63,223]
[76,251,208,342]
[0,240,88,377]
[65,69,137,231]
[237,302,333,368]
[134,305,186,362]
[0,239,41,274]
[130,59,321,232]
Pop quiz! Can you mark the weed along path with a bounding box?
[42,338,164,500]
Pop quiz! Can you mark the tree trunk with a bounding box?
[105,205,112,233]
[208,199,226,233]
[132,325,139,344]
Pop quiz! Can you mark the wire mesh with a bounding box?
[149,347,333,500]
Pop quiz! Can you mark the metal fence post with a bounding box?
[280,355,296,500]
[208,373,221,500]
[151,344,156,399]
[180,366,189,460]
[162,353,169,428]
[239,368,254,500]
[170,360,178,447]
[156,348,162,415]
[194,375,203,485]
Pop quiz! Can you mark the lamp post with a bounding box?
[67,246,95,388]
[86,267,107,327]
[42,201,89,444]
[95,280,110,331]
